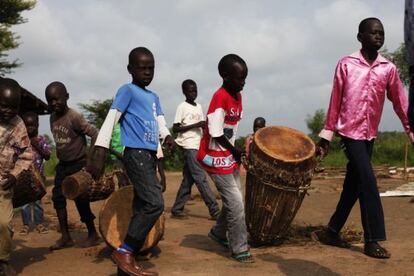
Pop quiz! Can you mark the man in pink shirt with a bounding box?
[313,17,414,259]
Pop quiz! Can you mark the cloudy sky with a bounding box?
[7,0,408,137]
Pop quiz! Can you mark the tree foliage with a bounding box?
[78,99,112,128]
[0,0,36,75]
[380,43,409,86]
[305,108,325,141]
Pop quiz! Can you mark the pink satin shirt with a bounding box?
[319,51,414,142]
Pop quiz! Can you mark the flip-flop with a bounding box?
[231,251,255,263]
[364,242,391,259]
[208,230,229,248]
[49,239,75,251]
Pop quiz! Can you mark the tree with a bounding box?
[79,99,112,128]
[0,0,36,75]
[381,43,409,86]
[305,108,325,141]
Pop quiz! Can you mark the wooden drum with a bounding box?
[245,126,316,244]
[99,185,165,253]
[13,165,46,208]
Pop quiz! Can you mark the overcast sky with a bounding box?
[7,0,408,137]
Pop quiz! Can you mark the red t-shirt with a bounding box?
[197,87,242,174]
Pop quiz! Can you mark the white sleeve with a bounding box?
[157,115,171,140]
[173,104,183,124]
[94,109,122,148]
[207,108,225,137]
[156,143,164,158]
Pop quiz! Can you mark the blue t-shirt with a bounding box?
[111,83,163,151]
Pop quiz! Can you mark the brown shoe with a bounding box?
[111,250,158,276]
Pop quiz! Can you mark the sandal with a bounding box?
[36,224,49,234]
[231,251,255,263]
[49,238,75,251]
[311,229,351,248]
[208,230,229,248]
[19,225,30,236]
[364,242,391,259]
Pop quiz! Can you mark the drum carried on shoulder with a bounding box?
[12,164,47,208]
[245,126,316,245]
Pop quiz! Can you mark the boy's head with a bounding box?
[0,78,21,124]
[127,47,154,89]
[218,54,248,94]
[22,111,39,137]
[45,81,69,115]
[357,17,384,51]
[253,117,266,133]
[182,79,197,103]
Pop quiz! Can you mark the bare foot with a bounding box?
[50,237,75,251]
[80,232,101,248]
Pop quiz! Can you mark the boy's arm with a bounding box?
[213,135,243,163]
[172,121,205,133]
[316,61,346,158]
[157,115,174,149]
[87,109,122,179]
[386,65,414,143]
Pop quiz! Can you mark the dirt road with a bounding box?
[10,172,414,275]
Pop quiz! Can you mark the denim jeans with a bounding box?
[52,160,96,223]
[172,149,220,216]
[21,200,44,225]
[328,137,386,242]
[123,148,164,251]
[209,169,249,254]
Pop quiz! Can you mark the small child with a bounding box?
[45,81,99,250]
[245,117,266,158]
[197,54,254,263]
[314,17,414,259]
[171,79,220,220]
[19,112,51,235]
[92,47,173,276]
[0,78,33,275]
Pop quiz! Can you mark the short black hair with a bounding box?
[218,54,247,78]
[181,79,196,91]
[21,111,39,123]
[128,47,153,65]
[358,17,382,33]
[45,81,68,96]
[0,78,21,102]
[254,117,266,125]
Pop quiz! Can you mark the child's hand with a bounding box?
[316,138,330,159]
[1,173,17,190]
[86,146,108,180]
[197,121,206,128]
[233,148,245,164]
[163,135,175,151]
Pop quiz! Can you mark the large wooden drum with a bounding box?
[99,185,165,253]
[245,126,316,244]
[13,165,46,208]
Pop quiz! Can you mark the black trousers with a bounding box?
[328,137,386,242]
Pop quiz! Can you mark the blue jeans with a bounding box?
[21,200,44,225]
[123,148,164,251]
[209,169,249,255]
[172,149,220,216]
[328,137,386,242]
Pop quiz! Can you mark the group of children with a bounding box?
[0,16,412,276]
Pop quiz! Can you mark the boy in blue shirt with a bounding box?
[91,47,173,276]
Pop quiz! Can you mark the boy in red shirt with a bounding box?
[197,54,253,263]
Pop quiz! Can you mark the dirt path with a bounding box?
[10,172,414,275]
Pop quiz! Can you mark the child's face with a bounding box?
[0,89,20,124]
[358,20,384,51]
[223,62,248,94]
[183,83,197,102]
[23,115,39,137]
[45,86,69,115]
[128,53,154,89]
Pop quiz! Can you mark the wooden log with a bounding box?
[62,169,94,200]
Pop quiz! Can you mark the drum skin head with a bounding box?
[254,126,315,162]
[99,185,165,252]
